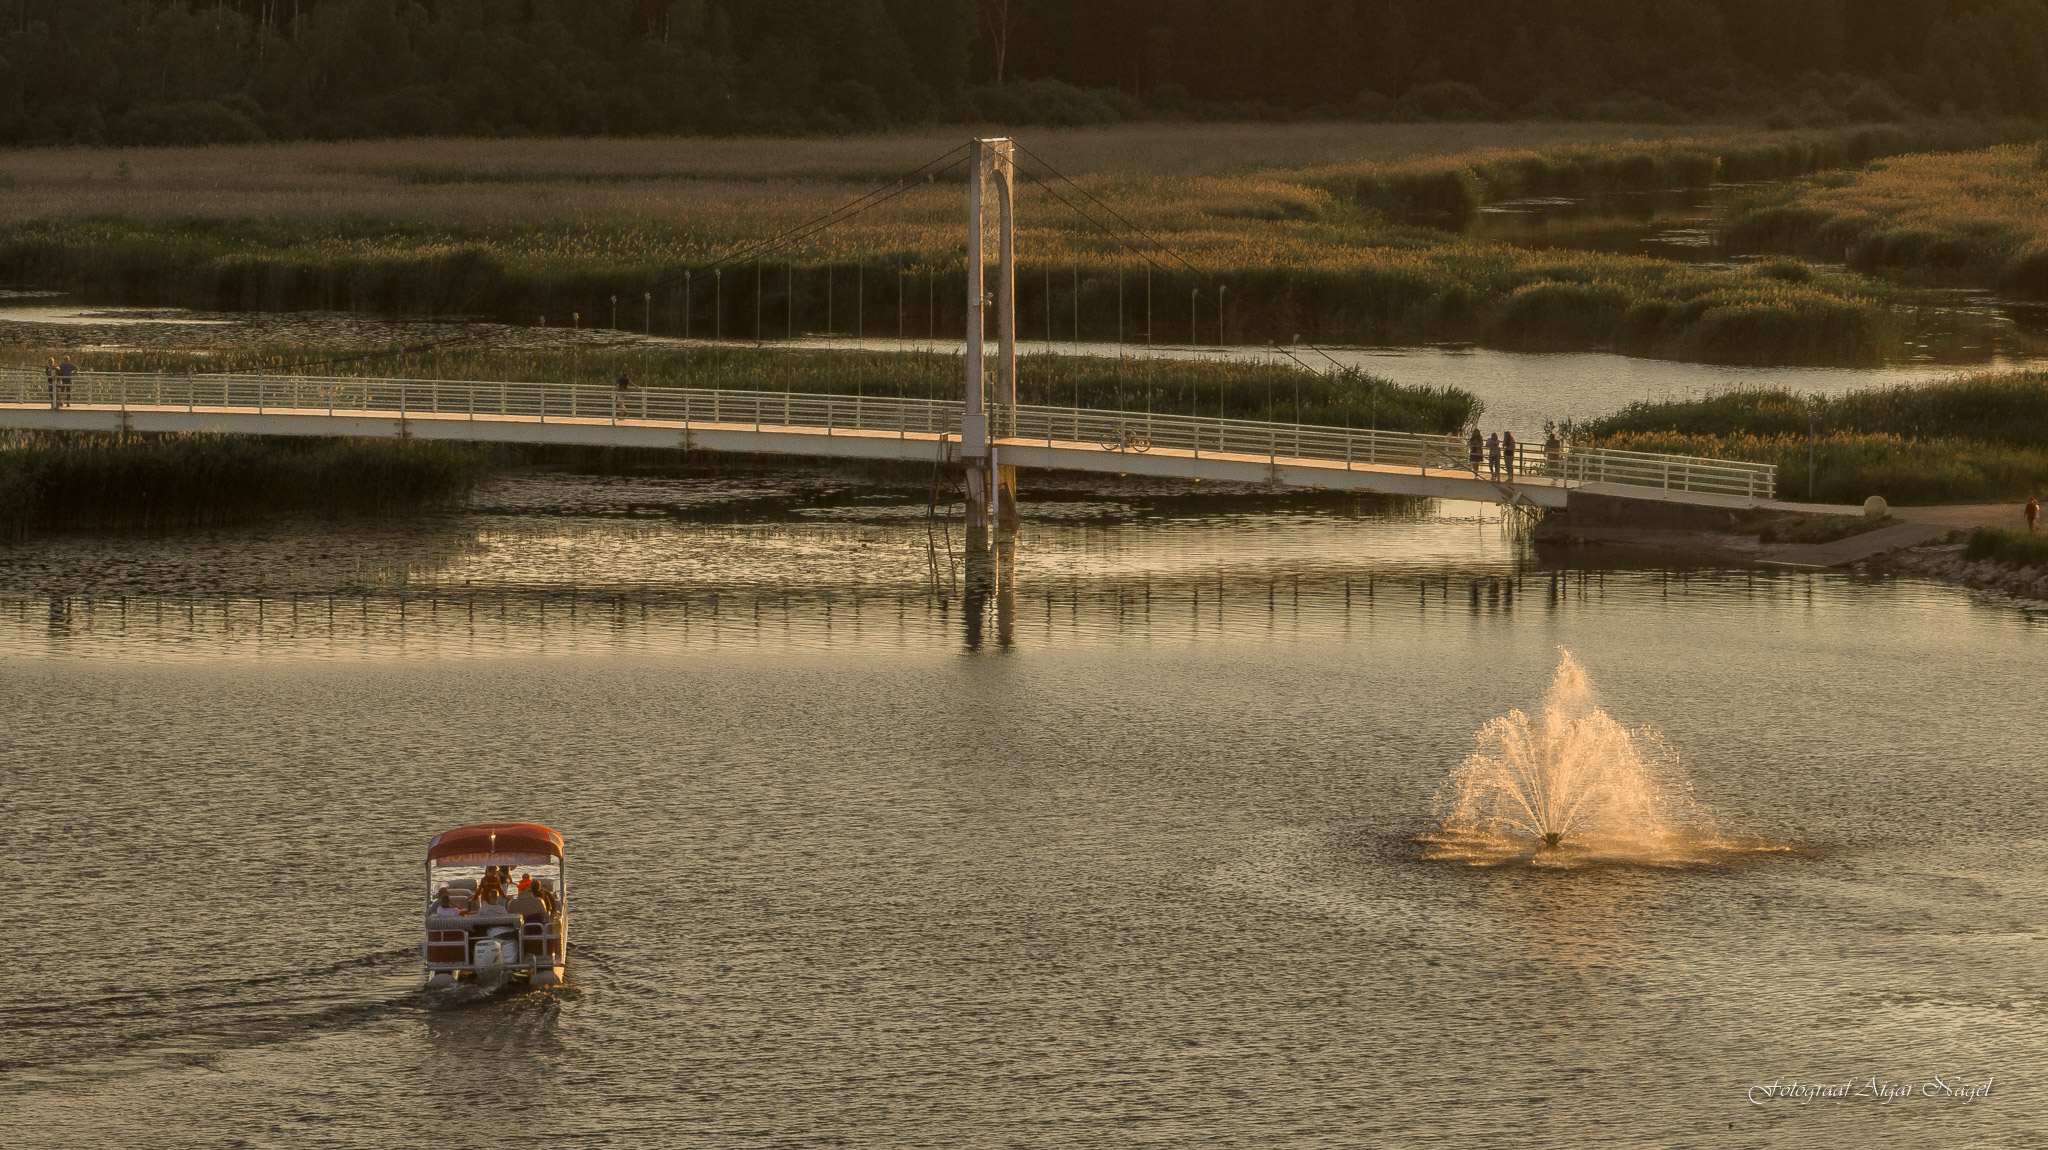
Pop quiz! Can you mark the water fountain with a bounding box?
[1420,650,1753,867]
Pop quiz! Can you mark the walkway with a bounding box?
[0,368,1777,509]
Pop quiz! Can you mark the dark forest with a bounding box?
[5,1,2047,143]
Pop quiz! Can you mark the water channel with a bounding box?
[5,469,2046,1147]
[2,299,2041,438]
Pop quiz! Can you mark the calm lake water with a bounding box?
[5,470,2046,1147]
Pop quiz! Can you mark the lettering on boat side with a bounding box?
[1745,1074,1997,1106]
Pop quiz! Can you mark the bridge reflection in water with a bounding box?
[0,366,1780,653]
[4,566,1806,659]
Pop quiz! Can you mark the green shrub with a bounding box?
[1964,526,2048,567]
[1487,280,1631,349]
[1590,429,2048,506]
[0,433,489,540]
[1581,371,2048,446]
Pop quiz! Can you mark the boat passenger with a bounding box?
[517,872,534,895]
[476,868,506,906]
[507,887,547,924]
[431,888,463,915]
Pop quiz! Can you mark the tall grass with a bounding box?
[0,220,1915,367]
[1579,371,2048,446]
[1577,368,2048,504]
[1591,429,2048,506]
[1964,527,2048,568]
[14,344,1482,435]
[1724,143,2048,296]
[0,431,492,541]
[0,123,1970,367]
[1309,119,2037,226]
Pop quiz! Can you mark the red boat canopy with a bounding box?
[427,822,564,865]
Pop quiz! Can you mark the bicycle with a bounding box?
[1098,425,1151,453]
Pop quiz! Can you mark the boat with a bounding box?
[421,822,567,987]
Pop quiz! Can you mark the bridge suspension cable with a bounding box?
[1012,142,1357,379]
[649,142,974,292]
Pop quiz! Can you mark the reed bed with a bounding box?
[0,122,1991,366]
[0,122,1887,219]
[1964,527,2048,569]
[1589,429,2048,506]
[1305,119,2033,225]
[0,431,492,541]
[1578,371,2048,446]
[1725,142,2048,296]
[0,219,1915,366]
[12,343,1481,435]
[1575,368,2048,504]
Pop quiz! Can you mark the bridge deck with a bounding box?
[0,369,1775,508]
[0,400,1579,507]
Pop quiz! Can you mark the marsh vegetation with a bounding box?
[0,432,491,541]
[1727,142,2048,297]
[1576,370,2048,504]
[2,342,1482,435]
[1,122,2012,368]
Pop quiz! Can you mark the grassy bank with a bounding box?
[1587,429,2048,506]
[20,343,1482,434]
[1308,119,2036,226]
[0,432,492,541]
[1725,142,2048,296]
[1575,370,2048,505]
[1964,527,2048,569]
[0,219,1917,367]
[0,123,1986,367]
[1579,371,2048,446]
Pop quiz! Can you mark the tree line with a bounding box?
[4,0,2046,145]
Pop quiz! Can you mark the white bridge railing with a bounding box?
[0,368,1776,501]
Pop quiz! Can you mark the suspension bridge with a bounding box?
[0,368,1774,509]
[0,136,1779,568]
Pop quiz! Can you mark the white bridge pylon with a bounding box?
[961,137,1017,554]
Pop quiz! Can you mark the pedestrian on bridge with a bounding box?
[2028,494,2039,532]
[1545,430,1562,477]
[1467,428,1483,475]
[1502,431,1519,479]
[1486,432,1501,481]
[55,356,74,408]
[614,372,634,419]
[44,357,57,410]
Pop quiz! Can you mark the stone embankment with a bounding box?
[1538,487,2048,601]
[1880,537,2048,602]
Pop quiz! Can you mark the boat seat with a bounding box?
[522,921,562,960]
[424,929,468,965]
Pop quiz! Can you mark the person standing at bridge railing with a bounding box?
[1545,430,1562,478]
[56,356,74,407]
[44,357,57,409]
[1486,432,1501,481]
[614,372,633,419]
[1467,428,1483,475]
[1502,430,1519,479]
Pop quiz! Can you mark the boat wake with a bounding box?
[1417,650,1785,868]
